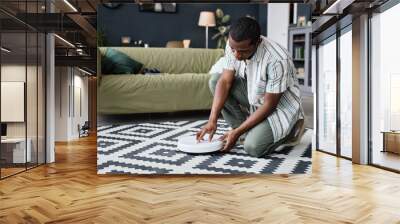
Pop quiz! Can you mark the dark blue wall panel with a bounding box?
[297,4,312,22]
[258,4,268,37]
[98,3,267,48]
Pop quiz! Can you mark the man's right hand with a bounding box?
[196,69,234,143]
[196,121,217,142]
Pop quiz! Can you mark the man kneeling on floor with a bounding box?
[196,17,305,158]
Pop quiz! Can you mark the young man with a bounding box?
[196,17,305,158]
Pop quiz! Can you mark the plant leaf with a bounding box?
[222,15,230,23]
[215,8,224,18]
[218,26,227,33]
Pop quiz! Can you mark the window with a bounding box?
[370,3,400,171]
[316,24,352,158]
[317,35,337,154]
[339,27,352,158]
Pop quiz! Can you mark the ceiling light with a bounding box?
[76,49,85,55]
[63,0,78,12]
[78,67,93,76]
[54,34,75,48]
[1,47,11,53]
[323,0,354,15]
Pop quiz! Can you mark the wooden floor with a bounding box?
[1,167,26,178]
[1,136,400,224]
[372,150,400,171]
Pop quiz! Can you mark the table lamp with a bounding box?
[198,11,216,49]
[121,36,131,46]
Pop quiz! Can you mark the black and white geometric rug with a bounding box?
[97,120,312,175]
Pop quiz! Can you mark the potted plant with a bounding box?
[97,28,108,47]
[211,8,231,49]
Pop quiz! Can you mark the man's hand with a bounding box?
[197,70,235,143]
[196,121,217,142]
[219,129,241,152]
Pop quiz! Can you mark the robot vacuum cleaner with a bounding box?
[177,134,223,154]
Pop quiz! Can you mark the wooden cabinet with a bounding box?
[382,131,400,154]
[0,138,32,165]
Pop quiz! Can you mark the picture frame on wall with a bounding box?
[138,3,177,13]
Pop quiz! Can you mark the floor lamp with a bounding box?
[198,11,216,49]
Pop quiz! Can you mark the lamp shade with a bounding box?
[198,11,216,27]
[121,36,131,44]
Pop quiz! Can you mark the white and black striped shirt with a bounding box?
[224,36,304,142]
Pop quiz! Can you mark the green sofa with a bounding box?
[97,47,224,114]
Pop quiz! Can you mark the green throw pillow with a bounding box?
[101,48,143,74]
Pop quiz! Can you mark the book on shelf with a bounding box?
[294,47,305,60]
[293,37,306,42]
[296,67,305,79]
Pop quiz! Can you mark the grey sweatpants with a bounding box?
[209,73,289,158]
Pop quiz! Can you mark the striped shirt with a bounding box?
[224,36,304,143]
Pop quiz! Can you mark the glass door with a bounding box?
[315,19,353,160]
[370,2,400,171]
[317,35,337,154]
[1,30,28,178]
[0,0,47,179]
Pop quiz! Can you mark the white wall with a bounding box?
[75,74,89,122]
[1,63,46,164]
[1,66,26,131]
[1,65,26,81]
[1,65,38,137]
[71,73,89,138]
[267,4,290,48]
[1,82,25,122]
[55,67,69,141]
[55,67,89,141]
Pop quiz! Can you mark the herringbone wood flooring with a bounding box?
[1,136,400,224]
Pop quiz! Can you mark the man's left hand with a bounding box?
[219,129,241,152]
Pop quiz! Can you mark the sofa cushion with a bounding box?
[98,73,213,114]
[99,47,224,74]
[102,48,143,74]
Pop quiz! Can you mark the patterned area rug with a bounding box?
[97,120,312,174]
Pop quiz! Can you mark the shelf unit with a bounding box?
[288,26,312,95]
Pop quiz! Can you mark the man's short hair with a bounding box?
[229,17,261,45]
